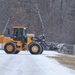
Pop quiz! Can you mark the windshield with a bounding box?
[13,28,27,38]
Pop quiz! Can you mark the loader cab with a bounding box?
[12,26,27,43]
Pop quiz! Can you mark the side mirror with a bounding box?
[7,28,10,34]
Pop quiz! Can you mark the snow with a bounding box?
[0,50,75,75]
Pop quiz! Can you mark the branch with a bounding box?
[2,18,10,34]
[18,0,45,32]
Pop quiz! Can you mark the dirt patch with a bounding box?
[48,55,75,70]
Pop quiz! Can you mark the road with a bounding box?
[0,51,74,75]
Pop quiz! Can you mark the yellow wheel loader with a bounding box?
[0,25,43,54]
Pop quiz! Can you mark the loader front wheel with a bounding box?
[4,42,16,54]
[39,45,43,54]
[29,42,42,55]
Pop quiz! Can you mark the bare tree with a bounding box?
[2,18,10,34]
[60,0,63,33]
[18,0,45,33]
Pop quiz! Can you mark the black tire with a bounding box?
[4,42,16,54]
[28,42,42,55]
[14,51,20,54]
[39,45,43,54]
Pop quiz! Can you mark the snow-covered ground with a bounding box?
[0,50,75,75]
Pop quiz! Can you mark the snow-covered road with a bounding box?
[0,51,75,75]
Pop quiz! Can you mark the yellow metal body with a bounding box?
[0,26,35,51]
[12,25,26,29]
[26,34,35,50]
[0,35,4,43]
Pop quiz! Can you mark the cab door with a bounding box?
[13,28,23,41]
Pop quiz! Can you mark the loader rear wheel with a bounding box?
[14,51,20,54]
[29,42,42,55]
[4,43,16,54]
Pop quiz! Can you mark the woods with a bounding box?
[0,0,75,44]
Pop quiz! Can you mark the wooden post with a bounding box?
[73,44,75,55]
